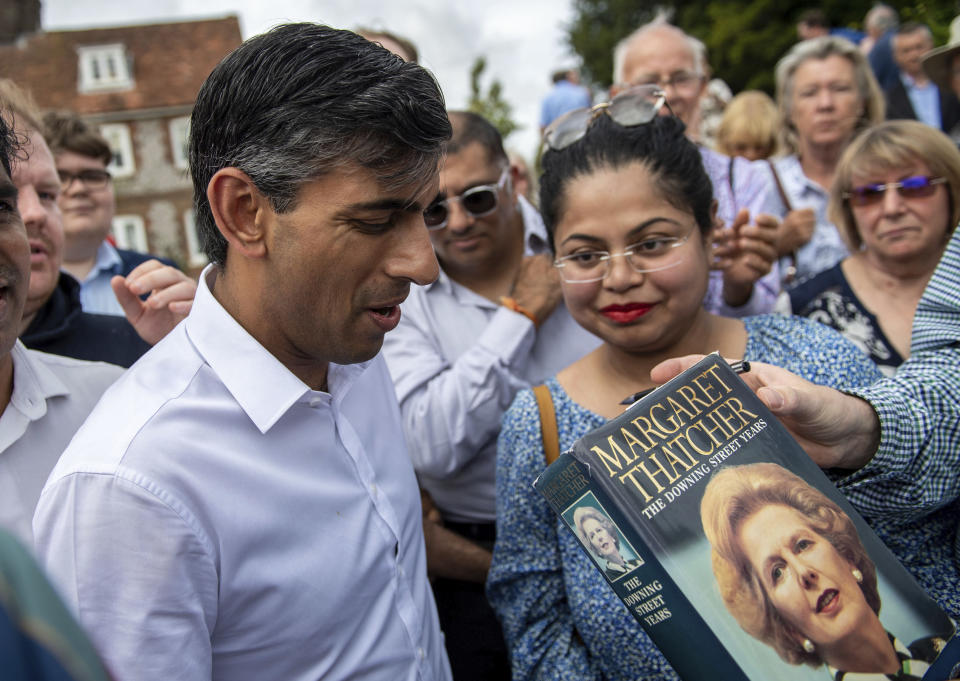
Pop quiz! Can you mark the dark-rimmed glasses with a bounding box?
[423,169,508,230]
[553,223,696,284]
[543,85,668,151]
[57,168,112,190]
[843,175,947,207]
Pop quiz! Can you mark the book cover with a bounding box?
[534,355,959,681]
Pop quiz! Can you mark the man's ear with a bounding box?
[207,167,270,259]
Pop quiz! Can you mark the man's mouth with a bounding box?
[600,302,656,323]
[816,589,839,614]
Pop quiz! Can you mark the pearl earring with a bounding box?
[852,568,863,583]
[802,639,815,654]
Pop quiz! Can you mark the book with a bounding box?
[534,355,960,681]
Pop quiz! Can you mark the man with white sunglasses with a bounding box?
[382,110,599,681]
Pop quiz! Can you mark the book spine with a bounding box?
[536,452,749,681]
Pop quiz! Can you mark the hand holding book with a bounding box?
[650,354,881,470]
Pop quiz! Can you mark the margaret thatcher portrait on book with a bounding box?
[700,462,945,679]
[572,505,643,582]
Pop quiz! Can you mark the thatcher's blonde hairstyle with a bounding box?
[700,463,880,667]
[829,120,960,251]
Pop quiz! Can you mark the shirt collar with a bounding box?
[84,241,124,283]
[8,341,70,421]
[185,265,369,433]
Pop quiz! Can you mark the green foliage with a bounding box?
[567,0,959,95]
[467,56,521,141]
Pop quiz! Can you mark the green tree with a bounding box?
[467,56,521,140]
[567,1,958,95]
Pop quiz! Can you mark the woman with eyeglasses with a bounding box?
[785,121,960,376]
[485,96,884,681]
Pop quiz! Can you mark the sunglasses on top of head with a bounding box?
[843,175,947,207]
[423,169,509,230]
[543,84,670,151]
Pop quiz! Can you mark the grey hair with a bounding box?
[775,35,885,155]
[612,15,708,85]
[865,4,898,33]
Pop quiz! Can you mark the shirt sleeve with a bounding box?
[383,298,537,479]
[34,472,219,681]
[837,229,960,520]
[486,390,601,681]
[704,157,781,317]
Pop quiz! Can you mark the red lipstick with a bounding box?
[600,302,655,324]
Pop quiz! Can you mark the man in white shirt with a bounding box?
[34,23,453,681]
[0,102,122,547]
[383,111,600,680]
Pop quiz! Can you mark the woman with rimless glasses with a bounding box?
[486,95,885,681]
[785,121,960,376]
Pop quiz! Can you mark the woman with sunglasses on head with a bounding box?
[786,121,960,376]
[486,90,884,681]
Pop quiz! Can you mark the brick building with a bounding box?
[0,13,242,272]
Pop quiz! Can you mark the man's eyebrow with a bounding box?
[339,197,427,214]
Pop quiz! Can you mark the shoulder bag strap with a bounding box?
[532,384,560,465]
[767,160,799,284]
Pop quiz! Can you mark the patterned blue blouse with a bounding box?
[488,315,885,681]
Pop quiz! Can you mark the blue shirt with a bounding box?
[540,80,591,128]
[901,73,942,130]
[76,241,125,316]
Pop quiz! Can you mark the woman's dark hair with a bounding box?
[539,114,713,252]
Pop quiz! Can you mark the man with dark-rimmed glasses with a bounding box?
[382,110,599,681]
[43,111,180,317]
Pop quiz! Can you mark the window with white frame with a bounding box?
[112,215,149,253]
[99,123,136,178]
[183,209,207,267]
[77,44,133,93]
[169,116,190,170]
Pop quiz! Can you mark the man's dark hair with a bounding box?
[445,111,508,167]
[189,23,451,265]
[42,111,113,166]
[552,69,570,84]
[798,9,828,28]
[0,109,19,178]
[539,115,713,251]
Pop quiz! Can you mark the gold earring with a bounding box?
[802,639,815,654]
[852,568,863,583]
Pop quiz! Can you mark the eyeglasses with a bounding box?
[628,71,704,95]
[843,175,947,207]
[543,85,668,151]
[57,169,112,190]
[553,225,696,284]
[423,169,508,230]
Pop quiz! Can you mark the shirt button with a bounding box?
[370,483,378,496]
[308,397,323,407]
[417,647,425,660]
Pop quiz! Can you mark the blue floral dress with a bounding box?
[488,315,885,681]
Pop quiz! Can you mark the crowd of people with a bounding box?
[0,4,957,681]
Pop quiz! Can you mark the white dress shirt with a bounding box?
[34,266,451,681]
[383,198,601,523]
[0,343,121,545]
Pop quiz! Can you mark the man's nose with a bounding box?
[444,198,474,233]
[17,185,45,229]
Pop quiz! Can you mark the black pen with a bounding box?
[619,360,751,406]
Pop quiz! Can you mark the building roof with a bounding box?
[0,15,241,115]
